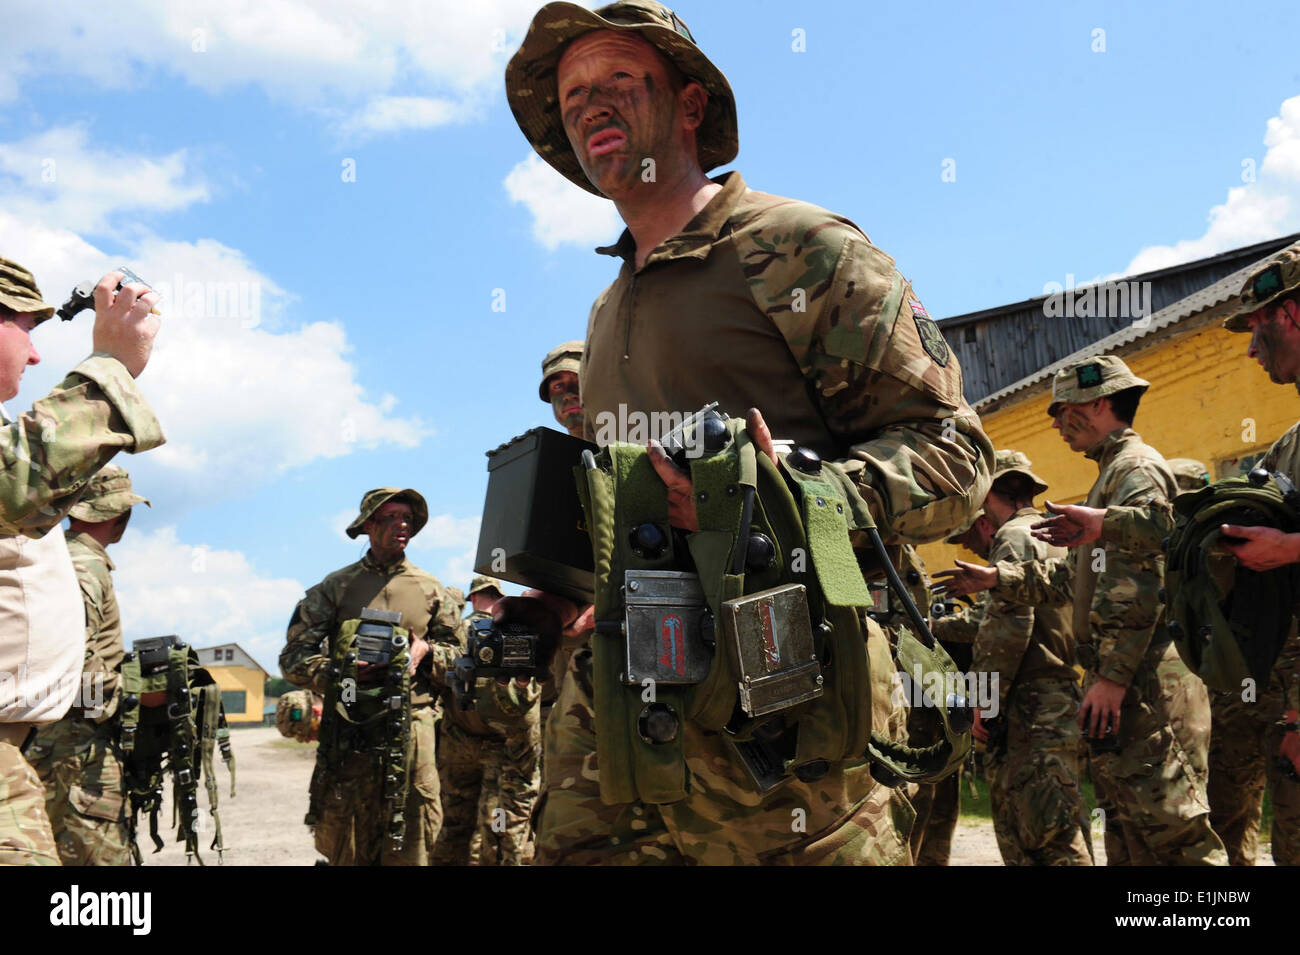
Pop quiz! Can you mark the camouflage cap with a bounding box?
[345,487,429,539]
[467,575,505,598]
[0,256,55,324]
[989,449,1049,497]
[1167,457,1210,493]
[1046,355,1149,418]
[539,339,584,401]
[505,1,738,197]
[944,508,985,545]
[67,465,150,522]
[1223,242,1300,332]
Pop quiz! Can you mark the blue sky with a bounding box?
[2,0,1297,671]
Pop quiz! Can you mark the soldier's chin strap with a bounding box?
[861,525,974,785]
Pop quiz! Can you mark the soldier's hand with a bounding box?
[932,560,999,597]
[408,634,430,676]
[92,270,161,379]
[1032,500,1106,548]
[647,408,778,532]
[1079,677,1126,738]
[971,709,988,744]
[1219,524,1300,571]
[1280,715,1300,776]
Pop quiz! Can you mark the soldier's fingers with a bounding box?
[110,281,141,315]
[1221,524,1263,539]
[647,439,690,489]
[92,271,124,314]
[746,407,778,467]
[1043,500,1065,514]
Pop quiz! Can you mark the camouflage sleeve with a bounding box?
[483,678,542,721]
[73,560,119,718]
[0,356,164,538]
[280,578,341,695]
[1092,462,1171,688]
[930,597,986,644]
[992,555,1074,606]
[972,528,1038,706]
[1098,504,1174,555]
[755,225,992,544]
[420,585,467,691]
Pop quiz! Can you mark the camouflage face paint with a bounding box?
[366,502,413,562]
[547,371,584,436]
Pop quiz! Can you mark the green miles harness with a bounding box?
[1166,469,1300,693]
[118,635,236,865]
[306,608,413,860]
[575,410,970,805]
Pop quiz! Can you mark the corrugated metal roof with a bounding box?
[971,248,1278,414]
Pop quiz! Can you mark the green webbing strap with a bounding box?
[196,682,225,861]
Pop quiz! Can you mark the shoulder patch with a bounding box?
[910,301,950,367]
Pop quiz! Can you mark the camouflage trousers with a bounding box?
[908,770,960,865]
[1207,688,1300,866]
[535,618,916,866]
[27,717,132,866]
[311,704,441,866]
[432,717,540,866]
[986,677,1092,866]
[1088,641,1226,866]
[0,736,59,865]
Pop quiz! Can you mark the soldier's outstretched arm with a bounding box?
[971,527,1039,707]
[755,226,993,544]
[0,356,163,537]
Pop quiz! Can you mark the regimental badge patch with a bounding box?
[910,298,950,367]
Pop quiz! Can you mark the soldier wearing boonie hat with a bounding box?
[503,1,993,866]
[0,254,164,865]
[27,464,151,865]
[281,485,465,866]
[538,341,584,438]
[979,356,1226,864]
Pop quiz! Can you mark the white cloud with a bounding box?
[1123,95,1300,275]
[113,525,304,673]
[341,95,474,138]
[504,153,622,250]
[0,0,549,138]
[0,126,209,235]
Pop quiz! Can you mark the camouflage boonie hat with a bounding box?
[467,575,505,598]
[989,449,1049,498]
[67,465,150,522]
[1224,242,1300,332]
[944,508,985,545]
[539,340,583,401]
[345,487,429,539]
[1047,355,1149,418]
[0,256,55,324]
[505,1,739,197]
[1168,458,1210,493]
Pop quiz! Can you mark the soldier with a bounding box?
[0,259,162,866]
[940,451,1091,865]
[505,1,992,864]
[540,341,585,439]
[433,575,542,865]
[1033,248,1300,863]
[937,356,1226,865]
[281,488,462,865]
[26,466,149,865]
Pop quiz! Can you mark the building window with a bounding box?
[1215,449,1270,480]
[221,690,246,714]
[225,648,234,661]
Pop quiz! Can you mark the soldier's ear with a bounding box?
[679,81,708,131]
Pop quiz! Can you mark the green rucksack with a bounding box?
[1165,470,1300,693]
[118,635,235,865]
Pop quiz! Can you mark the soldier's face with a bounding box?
[547,370,583,435]
[557,31,703,199]
[1051,401,1105,452]
[0,312,42,401]
[1247,301,1300,385]
[365,500,414,558]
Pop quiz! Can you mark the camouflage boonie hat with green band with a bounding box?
[1168,458,1210,492]
[467,575,504,598]
[67,465,150,522]
[0,256,56,324]
[990,449,1049,497]
[505,1,738,197]
[539,340,583,400]
[1047,355,1149,418]
[1223,242,1300,332]
[345,487,429,539]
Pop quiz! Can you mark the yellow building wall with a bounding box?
[208,666,265,724]
[919,321,1300,575]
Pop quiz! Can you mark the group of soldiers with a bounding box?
[2,0,1299,868]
